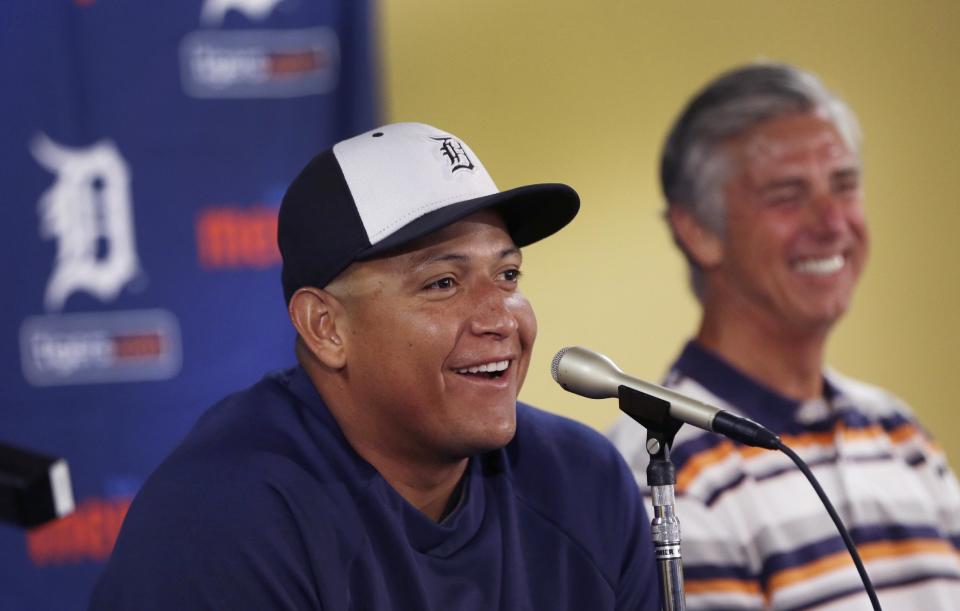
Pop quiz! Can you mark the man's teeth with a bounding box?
[455,360,509,374]
[794,254,844,275]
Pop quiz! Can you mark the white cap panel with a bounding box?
[333,122,499,244]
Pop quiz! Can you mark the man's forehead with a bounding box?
[744,130,849,163]
[733,113,857,172]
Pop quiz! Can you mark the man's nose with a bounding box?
[809,191,847,236]
[468,282,519,338]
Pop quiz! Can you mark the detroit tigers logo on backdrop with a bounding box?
[200,0,282,26]
[30,134,140,311]
[181,0,339,99]
[430,136,475,173]
[21,134,180,387]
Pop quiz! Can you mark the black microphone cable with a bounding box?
[774,440,882,610]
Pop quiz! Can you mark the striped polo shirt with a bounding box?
[607,341,960,610]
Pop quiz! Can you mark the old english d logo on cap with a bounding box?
[431,136,475,173]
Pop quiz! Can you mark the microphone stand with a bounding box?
[619,385,685,611]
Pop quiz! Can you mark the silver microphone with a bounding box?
[551,346,779,449]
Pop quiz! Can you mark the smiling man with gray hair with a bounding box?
[608,63,960,609]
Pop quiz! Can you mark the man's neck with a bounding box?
[358,444,469,522]
[304,363,469,522]
[696,305,829,401]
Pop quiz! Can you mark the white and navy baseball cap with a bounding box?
[279,122,579,302]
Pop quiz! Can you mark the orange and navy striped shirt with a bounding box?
[607,341,960,610]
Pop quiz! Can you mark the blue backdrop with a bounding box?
[0,2,378,608]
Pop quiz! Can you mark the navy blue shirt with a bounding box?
[90,366,660,610]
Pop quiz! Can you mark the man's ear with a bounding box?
[667,205,724,269]
[289,287,347,369]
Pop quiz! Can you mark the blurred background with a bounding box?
[379,1,960,460]
[2,0,958,608]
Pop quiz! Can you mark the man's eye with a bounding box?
[831,168,861,195]
[426,277,455,290]
[502,269,521,283]
[763,189,804,206]
[832,177,860,194]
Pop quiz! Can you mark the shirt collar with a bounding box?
[672,340,840,435]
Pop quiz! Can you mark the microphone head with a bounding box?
[550,347,570,383]
[550,346,626,400]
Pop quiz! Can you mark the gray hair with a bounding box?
[660,62,862,298]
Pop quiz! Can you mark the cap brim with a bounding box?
[359,183,579,259]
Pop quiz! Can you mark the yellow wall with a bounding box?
[379,1,960,466]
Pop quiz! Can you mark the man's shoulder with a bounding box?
[119,366,364,545]
[509,402,641,512]
[175,366,349,466]
[826,368,914,416]
[187,366,305,440]
[514,402,627,469]
[94,368,368,607]
[515,401,606,439]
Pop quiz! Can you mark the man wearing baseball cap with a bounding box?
[91,122,660,610]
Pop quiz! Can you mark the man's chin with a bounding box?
[454,420,518,457]
[799,299,851,330]
[481,425,518,452]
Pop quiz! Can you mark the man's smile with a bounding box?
[453,359,511,379]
